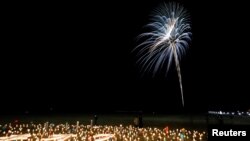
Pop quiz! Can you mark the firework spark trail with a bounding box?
[135,2,191,107]
[173,44,184,106]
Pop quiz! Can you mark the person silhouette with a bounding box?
[94,115,98,125]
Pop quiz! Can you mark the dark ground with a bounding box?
[1,113,249,131]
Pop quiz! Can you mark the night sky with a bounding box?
[2,0,250,115]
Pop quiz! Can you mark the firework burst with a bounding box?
[134,2,192,107]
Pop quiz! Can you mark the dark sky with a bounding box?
[2,0,250,115]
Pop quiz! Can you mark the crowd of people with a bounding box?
[0,121,207,141]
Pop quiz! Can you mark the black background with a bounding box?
[2,0,250,115]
